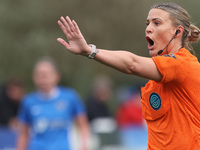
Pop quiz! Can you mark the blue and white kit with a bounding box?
[18,86,86,150]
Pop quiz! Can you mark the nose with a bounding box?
[145,24,153,35]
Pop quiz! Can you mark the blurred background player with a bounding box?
[17,57,90,150]
[86,74,118,149]
[0,78,24,129]
[115,86,147,149]
[86,74,113,123]
[115,86,143,127]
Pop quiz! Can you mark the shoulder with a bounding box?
[175,48,198,69]
[152,53,178,63]
[21,91,38,106]
[152,48,196,83]
[152,48,195,67]
[175,48,197,60]
[59,86,77,94]
[58,86,80,99]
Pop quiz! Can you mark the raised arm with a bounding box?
[57,16,162,81]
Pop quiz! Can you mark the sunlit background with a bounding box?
[0,0,200,149]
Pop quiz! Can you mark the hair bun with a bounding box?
[188,24,200,42]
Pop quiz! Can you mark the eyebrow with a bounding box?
[146,18,163,22]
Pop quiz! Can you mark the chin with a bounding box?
[149,51,157,57]
[38,86,51,93]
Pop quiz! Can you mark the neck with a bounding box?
[38,87,59,100]
[169,45,183,54]
[164,39,182,54]
[40,87,56,95]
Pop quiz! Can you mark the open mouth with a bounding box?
[146,36,154,47]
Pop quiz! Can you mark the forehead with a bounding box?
[34,62,57,73]
[147,8,170,21]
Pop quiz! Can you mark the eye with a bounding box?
[154,21,160,26]
[146,21,150,26]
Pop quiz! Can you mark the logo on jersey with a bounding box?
[149,92,161,110]
[154,53,177,59]
[163,54,177,59]
[33,118,48,133]
[55,100,67,111]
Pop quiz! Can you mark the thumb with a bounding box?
[57,38,69,49]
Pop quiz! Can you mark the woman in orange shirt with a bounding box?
[57,3,200,150]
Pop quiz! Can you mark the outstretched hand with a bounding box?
[57,16,91,56]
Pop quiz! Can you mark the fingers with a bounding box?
[72,20,80,34]
[65,16,76,32]
[57,16,85,53]
[57,38,69,49]
[58,20,69,37]
[60,16,72,32]
[59,16,80,34]
[59,17,72,38]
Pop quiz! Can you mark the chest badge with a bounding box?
[149,92,161,111]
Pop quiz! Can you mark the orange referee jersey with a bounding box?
[141,48,200,150]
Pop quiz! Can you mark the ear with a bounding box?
[176,26,184,37]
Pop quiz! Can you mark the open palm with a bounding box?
[57,16,90,56]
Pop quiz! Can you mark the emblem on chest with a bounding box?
[149,92,162,111]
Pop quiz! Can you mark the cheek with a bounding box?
[155,30,167,43]
[45,75,59,86]
[155,26,175,44]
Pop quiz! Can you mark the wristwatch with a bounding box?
[88,44,99,59]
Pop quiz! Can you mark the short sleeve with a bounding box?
[70,90,86,118]
[17,97,31,125]
[152,54,185,83]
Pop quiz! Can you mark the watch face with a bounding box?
[91,53,96,57]
[88,44,98,59]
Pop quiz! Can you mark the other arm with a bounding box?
[75,115,90,150]
[17,122,29,150]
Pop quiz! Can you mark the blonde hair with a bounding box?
[151,3,200,53]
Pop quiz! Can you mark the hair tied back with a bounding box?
[188,24,200,42]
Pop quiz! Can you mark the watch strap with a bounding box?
[88,44,99,59]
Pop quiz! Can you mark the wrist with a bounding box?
[87,44,99,59]
[83,45,92,56]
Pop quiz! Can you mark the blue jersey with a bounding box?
[18,86,86,150]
